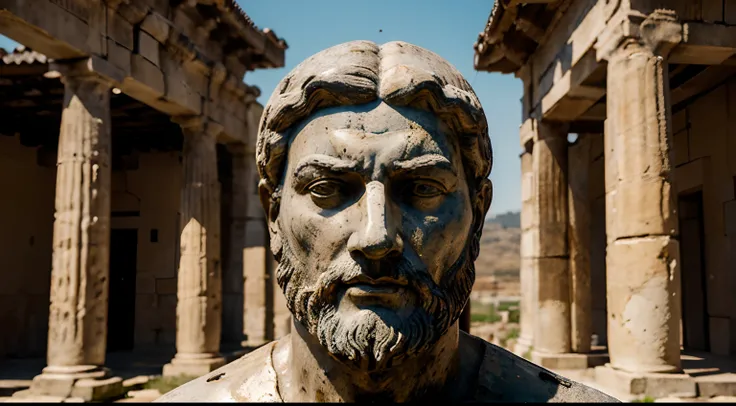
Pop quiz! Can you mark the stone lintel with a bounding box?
[594,364,696,398]
[538,49,606,122]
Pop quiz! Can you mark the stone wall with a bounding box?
[672,77,736,356]
[587,134,607,346]
[0,135,56,358]
[111,152,182,348]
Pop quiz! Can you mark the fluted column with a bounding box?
[531,122,571,355]
[604,10,682,373]
[163,117,226,377]
[28,61,123,401]
[514,148,535,357]
[242,155,273,348]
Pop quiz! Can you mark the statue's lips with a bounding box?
[345,283,405,297]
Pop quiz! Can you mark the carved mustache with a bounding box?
[310,256,446,314]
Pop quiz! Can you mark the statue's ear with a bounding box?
[258,179,283,258]
[469,178,493,260]
[474,178,493,230]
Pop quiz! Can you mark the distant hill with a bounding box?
[486,211,521,229]
[475,211,521,296]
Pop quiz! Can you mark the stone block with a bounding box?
[531,351,609,370]
[155,278,176,295]
[136,275,156,294]
[672,109,688,135]
[138,31,160,67]
[520,228,537,259]
[606,177,678,241]
[70,377,124,402]
[107,15,134,50]
[106,39,131,77]
[29,375,74,398]
[588,157,604,199]
[130,55,165,98]
[141,13,171,43]
[675,158,704,194]
[697,375,736,398]
[162,357,226,378]
[709,317,731,356]
[594,365,696,398]
[673,129,689,167]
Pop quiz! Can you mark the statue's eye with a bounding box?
[411,181,443,198]
[308,179,343,198]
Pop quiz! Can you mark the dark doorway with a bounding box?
[107,228,138,352]
[678,191,709,351]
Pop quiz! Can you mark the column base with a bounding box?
[17,366,124,402]
[531,350,609,370]
[162,355,227,378]
[594,364,696,398]
[513,337,534,359]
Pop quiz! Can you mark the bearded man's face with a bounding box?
[268,101,476,371]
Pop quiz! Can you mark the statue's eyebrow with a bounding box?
[391,154,456,175]
[293,154,361,177]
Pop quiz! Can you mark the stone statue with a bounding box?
[155,41,620,403]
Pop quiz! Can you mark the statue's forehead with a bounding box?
[288,103,456,159]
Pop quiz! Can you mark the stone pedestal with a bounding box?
[531,123,571,355]
[164,117,226,377]
[594,364,696,399]
[22,62,123,402]
[603,11,683,374]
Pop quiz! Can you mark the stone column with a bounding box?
[163,117,226,377]
[27,61,123,401]
[531,122,571,356]
[514,147,536,358]
[603,11,682,374]
[568,134,593,354]
[242,156,273,348]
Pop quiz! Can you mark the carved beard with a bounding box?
[275,237,475,371]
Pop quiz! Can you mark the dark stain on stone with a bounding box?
[538,370,572,388]
[207,372,226,382]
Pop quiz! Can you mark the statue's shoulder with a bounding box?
[153,339,283,403]
[464,333,620,403]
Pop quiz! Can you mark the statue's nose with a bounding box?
[348,181,404,260]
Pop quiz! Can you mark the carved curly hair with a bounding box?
[256,40,493,260]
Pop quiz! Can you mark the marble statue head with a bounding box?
[255,40,493,371]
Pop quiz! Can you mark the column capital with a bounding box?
[172,115,203,131]
[172,116,224,139]
[598,9,683,61]
[50,56,123,87]
[639,9,682,57]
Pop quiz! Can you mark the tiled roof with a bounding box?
[0,46,48,66]
[473,0,560,73]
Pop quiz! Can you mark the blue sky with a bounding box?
[0,0,523,216]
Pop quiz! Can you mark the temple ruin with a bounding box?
[475,0,736,399]
[0,0,290,401]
